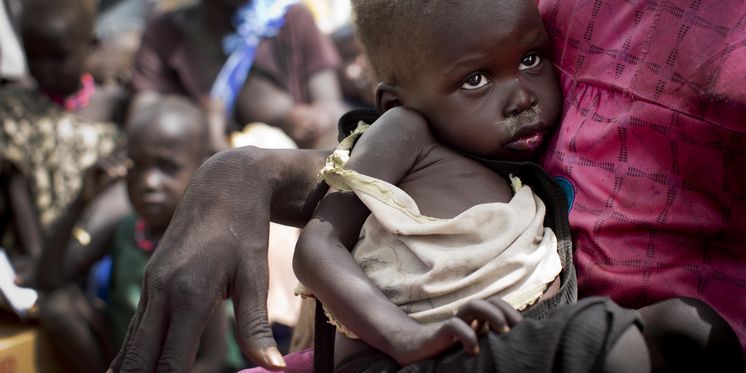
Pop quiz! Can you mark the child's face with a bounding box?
[396,0,561,161]
[22,21,90,96]
[126,116,203,231]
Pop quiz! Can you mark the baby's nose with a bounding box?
[502,80,535,118]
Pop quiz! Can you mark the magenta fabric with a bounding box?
[237,348,314,373]
[538,0,746,354]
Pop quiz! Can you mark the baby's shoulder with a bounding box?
[362,107,436,149]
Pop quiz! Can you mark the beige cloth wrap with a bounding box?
[300,123,562,337]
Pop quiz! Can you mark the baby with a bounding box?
[293,1,649,372]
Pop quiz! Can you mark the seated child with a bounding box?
[293,1,740,372]
[20,0,129,124]
[34,95,233,373]
[0,0,125,279]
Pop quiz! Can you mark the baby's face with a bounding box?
[397,0,561,161]
[126,116,203,231]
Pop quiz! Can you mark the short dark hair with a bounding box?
[350,0,455,84]
[128,95,211,157]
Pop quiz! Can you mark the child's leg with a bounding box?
[638,297,744,372]
[38,284,115,372]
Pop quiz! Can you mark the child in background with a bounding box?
[0,0,126,281]
[34,96,232,373]
[292,0,743,372]
[19,0,129,124]
[331,23,374,109]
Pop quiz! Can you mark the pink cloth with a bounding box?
[237,349,314,373]
[538,0,746,354]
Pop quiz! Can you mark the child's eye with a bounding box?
[461,73,489,90]
[159,160,181,175]
[519,53,542,71]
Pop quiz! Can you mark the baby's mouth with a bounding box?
[504,125,548,153]
[505,133,545,152]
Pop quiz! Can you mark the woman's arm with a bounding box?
[235,71,345,149]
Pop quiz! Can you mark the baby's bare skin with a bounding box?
[346,108,513,219]
[297,107,560,365]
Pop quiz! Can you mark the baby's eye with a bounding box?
[519,52,542,71]
[462,73,489,90]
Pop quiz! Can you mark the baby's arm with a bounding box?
[6,169,43,266]
[294,108,498,364]
[294,108,435,360]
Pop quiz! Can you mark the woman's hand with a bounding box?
[107,147,330,373]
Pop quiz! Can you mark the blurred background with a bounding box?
[0,0,371,371]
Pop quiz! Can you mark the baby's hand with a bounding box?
[80,146,131,204]
[387,298,522,366]
[458,297,523,336]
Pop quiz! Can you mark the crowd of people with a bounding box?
[1,0,745,372]
[1,0,366,371]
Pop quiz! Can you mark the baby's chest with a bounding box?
[398,157,513,219]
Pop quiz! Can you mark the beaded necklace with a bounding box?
[134,218,158,253]
[44,73,96,112]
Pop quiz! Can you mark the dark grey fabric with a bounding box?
[334,297,643,373]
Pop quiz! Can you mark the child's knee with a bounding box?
[639,297,744,371]
[38,285,87,329]
[602,325,650,373]
[38,288,74,327]
[640,297,736,343]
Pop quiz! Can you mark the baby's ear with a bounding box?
[374,82,401,113]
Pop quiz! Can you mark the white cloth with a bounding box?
[0,2,26,79]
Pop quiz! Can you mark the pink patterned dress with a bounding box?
[538,0,746,354]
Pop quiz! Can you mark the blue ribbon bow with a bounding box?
[210,0,298,116]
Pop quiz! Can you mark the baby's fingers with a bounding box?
[485,297,523,327]
[456,299,511,334]
[439,318,480,355]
